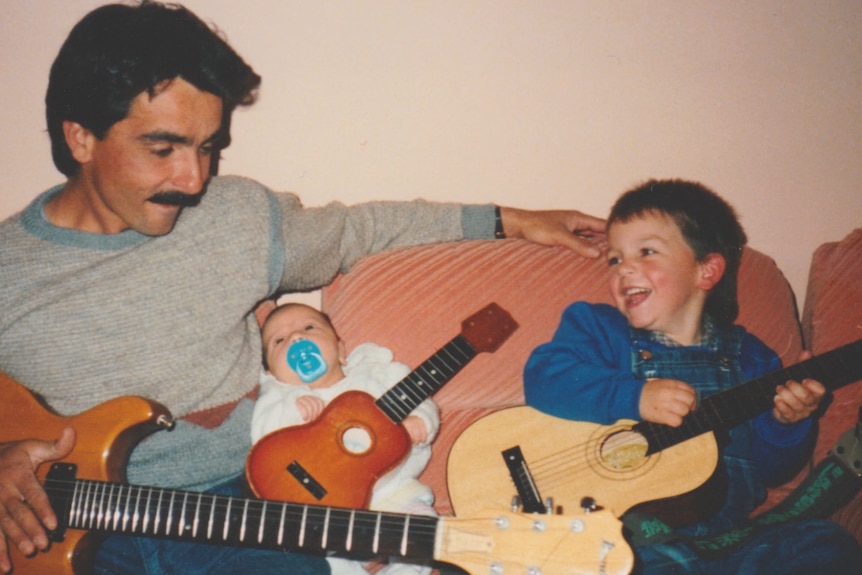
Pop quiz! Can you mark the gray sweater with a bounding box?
[0,175,493,490]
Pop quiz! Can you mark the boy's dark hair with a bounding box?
[46,1,261,177]
[608,179,748,325]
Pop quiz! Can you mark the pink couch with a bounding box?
[321,229,862,543]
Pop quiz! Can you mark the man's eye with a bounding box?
[640,248,656,256]
[152,147,173,158]
[607,256,621,266]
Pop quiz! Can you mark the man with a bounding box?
[0,2,605,574]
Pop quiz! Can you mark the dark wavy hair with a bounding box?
[46,1,261,177]
[608,179,748,325]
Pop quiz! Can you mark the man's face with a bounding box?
[66,78,223,235]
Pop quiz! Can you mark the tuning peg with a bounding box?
[580,496,600,513]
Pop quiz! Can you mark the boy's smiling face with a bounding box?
[606,210,722,346]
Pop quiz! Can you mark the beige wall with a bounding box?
[2,1,860,312]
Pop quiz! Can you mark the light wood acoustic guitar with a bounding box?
[0,371,634,575]
[448,339,862,520]
[246,302,518,508]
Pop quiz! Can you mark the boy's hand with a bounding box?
[296,396,325,422]
[639,378,697,427]
[402,416,429,445]
[772,351,826,425]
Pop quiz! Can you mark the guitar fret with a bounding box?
[142,487,152,533]
[346,509,355,551]
[96,483,106,529]
[322,507,330,548]
[166,491,177,536]
[400,514,410,557]
[218,496,230,540]
[178,492,188,535]
[277,502,287,545]
[192,492,202,537]
[257,500,267,543]
[373,511,381,553]
[207,495,218,540]
[154,489,164,534]
[299,504,308,547]
[131,485,142,532]
[240,498,250,542]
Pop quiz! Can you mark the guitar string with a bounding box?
[43,477,626,572]
[504,376,782,499]
[43,478,442,540]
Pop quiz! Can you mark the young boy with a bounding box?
[523,179,861,573]
[252,303,438,575]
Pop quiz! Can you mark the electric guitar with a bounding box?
[0,371,634,575]
[447,339,862,519]
[246,302,518,508]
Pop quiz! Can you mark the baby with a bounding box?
[252,302,438,575]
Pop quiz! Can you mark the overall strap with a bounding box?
[625,409,862,558]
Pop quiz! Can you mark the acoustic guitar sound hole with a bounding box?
[599,429,648,470]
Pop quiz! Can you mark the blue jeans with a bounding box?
[94,477,330,575]
[635,519,862,575]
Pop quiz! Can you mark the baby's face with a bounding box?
[262,304,346,386]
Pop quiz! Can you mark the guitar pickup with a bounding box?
[287,461,327,500]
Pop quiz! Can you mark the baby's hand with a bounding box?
[296,396,325,422]
[402,416,429,445]
[773,351,826,424]
[639,378,697,427]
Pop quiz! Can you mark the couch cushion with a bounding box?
[323,239,802,515]
[800,228,862,538]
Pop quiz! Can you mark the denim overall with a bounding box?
[629,323,764,534]
[627,325,861,574]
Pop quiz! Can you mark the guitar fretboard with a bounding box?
[46,463,438,559]
[636,339,862,454]
[376,335,477,423]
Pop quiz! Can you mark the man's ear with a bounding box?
[697,253,727,291]
[62,121,96,164]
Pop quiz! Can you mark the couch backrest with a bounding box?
[801,227,862,462]
[322,239,803,514]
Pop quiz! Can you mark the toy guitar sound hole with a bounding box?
[342,426,372,455]
[599,429,648,470]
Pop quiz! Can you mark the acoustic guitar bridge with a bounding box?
[501,446,546,513]
[286,461,327,500]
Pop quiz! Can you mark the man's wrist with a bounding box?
[494,205,506,239]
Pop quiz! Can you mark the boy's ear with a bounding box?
[697,253,726,291]
[63,121,96,164]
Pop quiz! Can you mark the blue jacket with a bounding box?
[524,302,813,490]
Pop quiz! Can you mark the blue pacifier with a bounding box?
[287,339,328,384]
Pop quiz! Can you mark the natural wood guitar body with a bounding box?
[448,405,718,517]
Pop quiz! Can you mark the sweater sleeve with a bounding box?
[739,333,816,486]
[268,189,494,292]
[524,302,645,424]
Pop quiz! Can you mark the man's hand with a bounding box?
[639,378,697,427]
[499,207,606,257]
[772,351,826,425]
[0,427,75,573]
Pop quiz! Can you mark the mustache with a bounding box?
[148,191,203,208]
